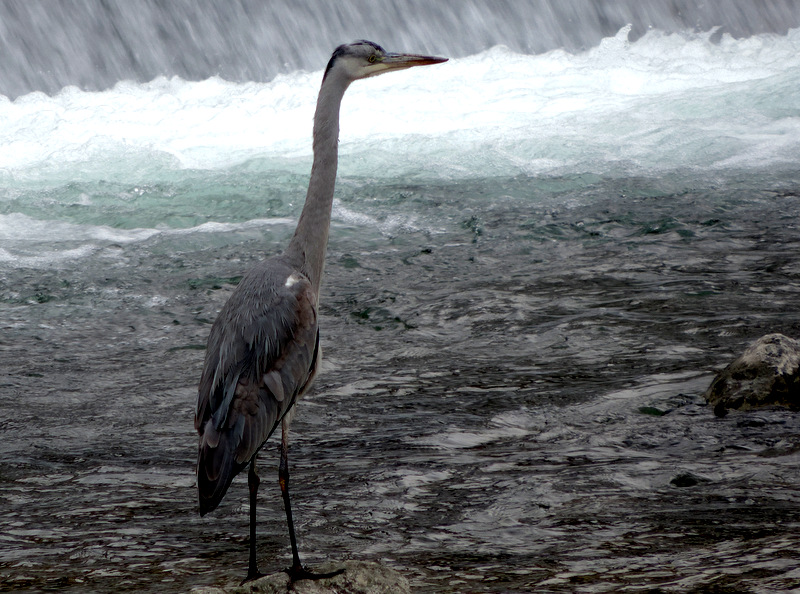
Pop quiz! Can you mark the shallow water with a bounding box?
[2,175,800,592]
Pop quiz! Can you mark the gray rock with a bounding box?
[704,333,800,416]
[191,560,411,594]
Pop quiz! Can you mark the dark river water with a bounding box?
[2,176,799,592]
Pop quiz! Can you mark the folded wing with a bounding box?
[195,257,319,515]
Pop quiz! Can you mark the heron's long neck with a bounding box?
[286,74,350,296]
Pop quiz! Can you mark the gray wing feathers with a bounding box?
[195,258,319,515]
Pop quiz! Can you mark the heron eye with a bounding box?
[368,55,377,63]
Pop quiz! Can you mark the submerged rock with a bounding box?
[191,560,411,594]
[704,333,800,416]
[670,472,711,488]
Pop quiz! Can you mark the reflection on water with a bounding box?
[1,181,800,592]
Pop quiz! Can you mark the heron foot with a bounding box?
[239,570,265,586]
[284,563,345,583]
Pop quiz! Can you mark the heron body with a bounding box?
[194,41,446,583]
[196,256,319,514]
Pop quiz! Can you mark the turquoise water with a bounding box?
[1,26,800,592]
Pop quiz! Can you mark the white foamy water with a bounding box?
[0,26,798,185]
[0,26,797,268]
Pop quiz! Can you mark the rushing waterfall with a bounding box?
[1,0,799,98]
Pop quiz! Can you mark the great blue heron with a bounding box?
[195,41,447,583]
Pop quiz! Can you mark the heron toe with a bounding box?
[285,563,346,583]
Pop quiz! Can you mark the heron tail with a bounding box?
[196,419,246,516]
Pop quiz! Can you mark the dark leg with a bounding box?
[279,423,302,573]
[241,458,264,584]
[279,420,344,583]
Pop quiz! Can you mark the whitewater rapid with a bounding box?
[1,26,798,186]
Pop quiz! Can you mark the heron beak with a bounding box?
[371,52,448,76]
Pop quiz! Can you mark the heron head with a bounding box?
[323,40,447,83]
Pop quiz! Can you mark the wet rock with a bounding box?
[704,333,800,416]
[191,560,410,594]
[670,472,710,488]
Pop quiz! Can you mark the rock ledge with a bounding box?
[191,560,410,594]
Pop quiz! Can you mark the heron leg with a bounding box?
[241,457,264,585]
[280,419,344,583]
[279,422,302,572]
